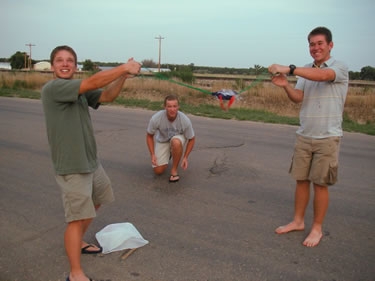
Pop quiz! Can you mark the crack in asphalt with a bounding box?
[209,154,229,175]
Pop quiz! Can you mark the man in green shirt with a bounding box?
[42,45,141,281]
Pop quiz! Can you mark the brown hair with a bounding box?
[50,45,77,66]
[164,95,179,106]
[308,26,332,44]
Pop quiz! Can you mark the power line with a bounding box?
[154,35,164,72]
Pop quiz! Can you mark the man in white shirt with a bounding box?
[146,95,196,182]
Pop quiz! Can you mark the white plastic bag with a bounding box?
[95,222,149,254]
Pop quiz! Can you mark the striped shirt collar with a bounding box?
[311,57,334,68]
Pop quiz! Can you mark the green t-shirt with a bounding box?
[41,78,102,175]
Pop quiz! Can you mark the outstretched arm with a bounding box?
[268,64,306,104]
[98,74,127,103]
[270,74,304,104]
[268,64,335,82]
[79,58,141,95]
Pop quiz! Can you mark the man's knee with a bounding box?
[313,183,328,190]
[296,180,310,188]
[170,139,183,156]
[170,138,182,148]
[153,164,167,175]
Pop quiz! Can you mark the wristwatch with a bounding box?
[289,64,296,75]
[289,64,297,75]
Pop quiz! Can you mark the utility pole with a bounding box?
[155,35,164,72]
[24,52,27,69]
[25,43,36,70]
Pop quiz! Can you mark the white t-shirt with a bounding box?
[147,110,195,143]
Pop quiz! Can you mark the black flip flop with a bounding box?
[169,175,180,182]
[81,244,103,254]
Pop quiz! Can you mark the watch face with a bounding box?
[289,64,296,74]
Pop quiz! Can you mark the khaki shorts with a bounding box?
[55,163,114,222]
[153,135,187,167]
[289,135,341,186]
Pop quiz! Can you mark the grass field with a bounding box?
[1,70,374,135]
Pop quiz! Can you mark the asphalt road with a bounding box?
[0,97,374,281]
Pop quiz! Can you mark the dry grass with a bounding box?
[1,71,374,124]
[0,71,52,89]
[0,71,87,89]
[237,83,301,118]
[345,87,375,124]
[125,76,375,123]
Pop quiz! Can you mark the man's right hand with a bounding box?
[151,154,157,166]
[124,58,141,75]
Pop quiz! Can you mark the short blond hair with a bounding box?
[164,95,179,106]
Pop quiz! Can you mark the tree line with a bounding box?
[2,52,375,81]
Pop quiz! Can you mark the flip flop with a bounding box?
[81,244,103,254]
[169,174,180,183]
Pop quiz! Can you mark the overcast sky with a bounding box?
[1,0,374,71]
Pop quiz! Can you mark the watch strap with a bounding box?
[289,64,296,75]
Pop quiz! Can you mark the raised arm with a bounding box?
[268,64,336,82]
[270,73,304,104]
[79,58,141,94]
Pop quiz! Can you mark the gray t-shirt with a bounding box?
[147,110,195,143]
[41,78,102,175]
[295,57,348,138]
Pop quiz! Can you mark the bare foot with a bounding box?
[275,221,304,234]
[68,272,92,281]
[303,229,323,247]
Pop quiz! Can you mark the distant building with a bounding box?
[34,61,51,71]
[141,67,171,73]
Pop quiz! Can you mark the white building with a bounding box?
[34,61,51,71]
